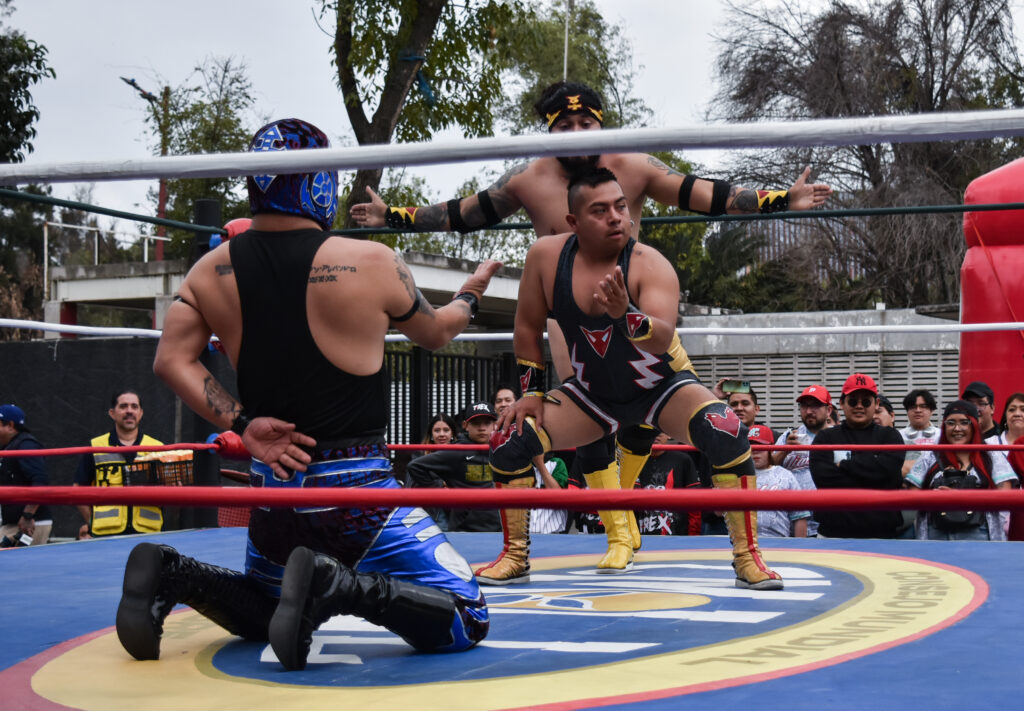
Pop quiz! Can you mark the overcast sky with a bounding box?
[9,1,729,232]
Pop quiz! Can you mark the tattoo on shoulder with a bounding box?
[647,156,683,177]
[730,187,759,213]
[393,253,417,300]
[203,376,240,421]
[309,263,356,284]
[215,264,233,276]
[488,162,529,192]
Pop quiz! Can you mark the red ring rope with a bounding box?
[1,485,1022,512]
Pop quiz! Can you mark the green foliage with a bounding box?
[0,13,54,162]
[0,5,55,337]
[328,0,526,143]
[496,0,650,132]
[141,57,256,258]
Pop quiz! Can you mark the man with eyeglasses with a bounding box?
[809,373,905,538]
[962,381,1001,440]
[771,384,833,536]
[900,389,939,475]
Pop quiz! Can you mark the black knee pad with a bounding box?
[687,401,752,471]
[617,423,658,456]
[489,417,550,482]
[575,434,615,474]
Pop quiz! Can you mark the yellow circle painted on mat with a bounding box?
[29,549,986,711]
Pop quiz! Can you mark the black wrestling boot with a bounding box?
[116,542,277,661]
[269,546,459,671]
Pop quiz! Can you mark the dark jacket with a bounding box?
[810,421,904,538]
[406,434,501,532]
[0,431,51,523]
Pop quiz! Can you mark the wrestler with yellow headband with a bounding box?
[351,81,831,586]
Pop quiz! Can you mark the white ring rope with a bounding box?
[4,318,1022,342]
[3,109,1024,184]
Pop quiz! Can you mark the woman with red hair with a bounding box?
[905,400,1017,540]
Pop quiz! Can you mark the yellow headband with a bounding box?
[545,94,604,128]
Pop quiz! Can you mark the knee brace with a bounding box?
[687,401,755,476]
[489,417,550,483]
[575,434,615,474]
[617,423,658,456]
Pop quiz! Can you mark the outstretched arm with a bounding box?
[349,163,529,232]
[643,157,831,215]
[388,253,503,350]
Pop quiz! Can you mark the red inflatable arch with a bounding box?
[961,157,1024,420]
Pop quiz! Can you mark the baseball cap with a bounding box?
[961,381,994,404]
[796,384,831,405]
[841,373,878,396]
[747,424,775,445]
[464,401,498,422]
[0,404,27,431]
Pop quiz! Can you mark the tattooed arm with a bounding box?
[153,283,314,478]
[642,155,831,214]
[384,251,503,350]
[349,163,529,232]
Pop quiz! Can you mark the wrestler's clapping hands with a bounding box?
[593,265,629,319]
[241,417,317,480]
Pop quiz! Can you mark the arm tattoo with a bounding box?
[414,203,448,231]
[215,264,233,276]
[393,253,417,301]
[417,292,436,319]
[488,162,529,191]
[730,186,759,213]
[203,376,241,421]
[647,156,683,177]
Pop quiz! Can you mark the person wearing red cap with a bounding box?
[809,373,905,538]
[771,384,833,536]
[748,425,811,538]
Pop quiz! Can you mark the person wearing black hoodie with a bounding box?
[810,373,905,538]
[407,402,502,532]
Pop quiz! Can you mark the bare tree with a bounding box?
[709,0,1024,309]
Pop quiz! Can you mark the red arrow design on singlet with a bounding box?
[626,312,647,338]
[706,410,741,437]
[580,325,613,358]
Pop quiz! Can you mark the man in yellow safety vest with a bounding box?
[74,390,164,537]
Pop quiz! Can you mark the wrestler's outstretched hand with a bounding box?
[593,266,629,319]
[787,166,832,211]
[459,259,504,299]
[241,417,317,480]
[349,186,387,227]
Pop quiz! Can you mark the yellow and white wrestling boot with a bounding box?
[712,473,784,590]
[474,476,534,585]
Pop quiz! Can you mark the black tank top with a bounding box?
[230,229,388,443]
[550,234,694,403]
